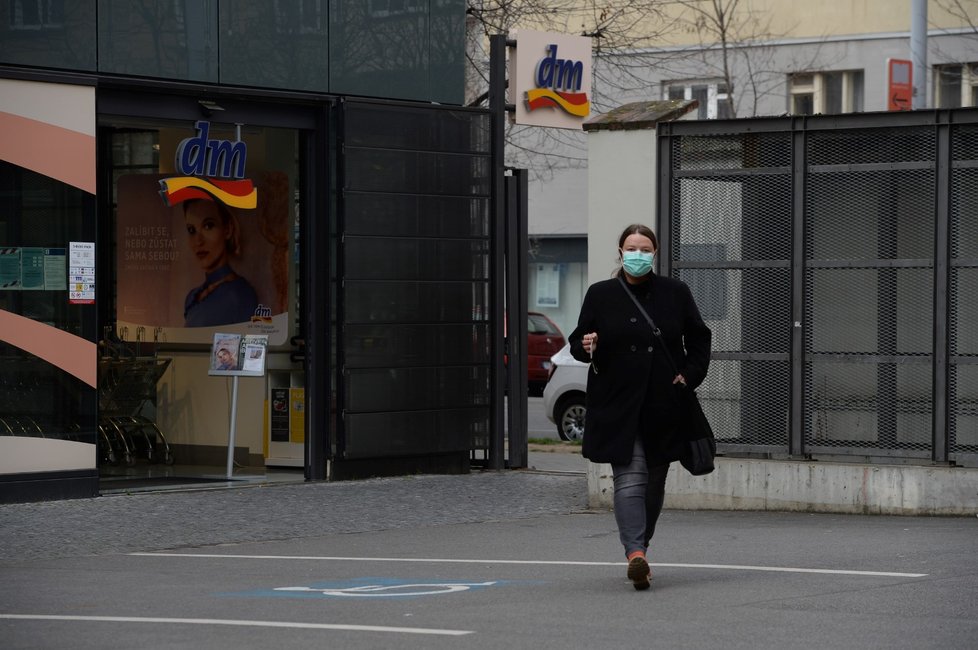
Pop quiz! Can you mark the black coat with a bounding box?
[569,272,711,465]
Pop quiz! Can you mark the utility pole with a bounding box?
[910,0,927,109]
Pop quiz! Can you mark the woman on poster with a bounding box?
[182,198,258,327]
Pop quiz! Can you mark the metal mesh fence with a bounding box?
[805,127,935,457]
[662,111,978,466]
[671,131,792,450]
[950,125,978,460]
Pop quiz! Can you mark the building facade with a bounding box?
[0,1,499,503]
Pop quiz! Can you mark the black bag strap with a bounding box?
[617,275,681,378]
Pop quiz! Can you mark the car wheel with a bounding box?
[554,393,586,442]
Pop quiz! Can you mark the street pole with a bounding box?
[910,0,927,109]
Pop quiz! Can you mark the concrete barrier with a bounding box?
[587,457,978,516]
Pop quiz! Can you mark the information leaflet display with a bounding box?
[208,333,268,377]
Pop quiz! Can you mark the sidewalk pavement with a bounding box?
[0,467,588,563]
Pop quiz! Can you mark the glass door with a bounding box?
[97,95,314,490]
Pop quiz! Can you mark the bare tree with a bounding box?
[936,0,978,33]
[660,0,839,118]
[465,1,683,179]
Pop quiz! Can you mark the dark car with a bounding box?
[526,311,565,396]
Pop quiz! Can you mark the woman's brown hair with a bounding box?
[617,223,658,250]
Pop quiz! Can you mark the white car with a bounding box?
[541,343,589,441]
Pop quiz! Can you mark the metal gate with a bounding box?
[657,109,978,467]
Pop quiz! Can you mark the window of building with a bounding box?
[665,81,734,119]
[9,0,63,29]
[935,63,978,108]
[789,70,864,115]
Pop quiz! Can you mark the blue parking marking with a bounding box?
[223,577,523,599]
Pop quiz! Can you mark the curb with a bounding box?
[587,457,978,516]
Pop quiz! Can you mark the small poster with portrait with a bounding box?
[208,332,267,377]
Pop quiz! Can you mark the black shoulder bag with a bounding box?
[617,276,716,476]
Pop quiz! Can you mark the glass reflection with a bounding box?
[97,0,218,81]
[219,0,329,91]
[329,0,430,100]
[0,1,96,70]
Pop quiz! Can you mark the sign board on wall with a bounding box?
[68,241,95,304]
[887,59,913,111]
[512,30,592,130]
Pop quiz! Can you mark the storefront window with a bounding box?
[99,117,303,478]
[0,161,97,443]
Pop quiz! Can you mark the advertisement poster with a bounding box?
[270,387,290,442]
[116,171,291,344]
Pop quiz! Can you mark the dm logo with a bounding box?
[159,121,257,209]
[525,44,590,117]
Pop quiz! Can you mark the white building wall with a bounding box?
[586,128,657,287]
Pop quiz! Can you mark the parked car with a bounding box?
[525,312,566,396]
[542,343,589,441]
[503,311,566,395]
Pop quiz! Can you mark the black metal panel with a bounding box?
[343,280,488,323]
[346,366,489,413]
[344,408,486,458]
[302,107,331,480]
[506,169,529,469]
[343,323,488,369]
[343,103,489,154]
[338,100,491,460]
[344,193,489,238]
[344,237,488,281]
[344,147,490,196]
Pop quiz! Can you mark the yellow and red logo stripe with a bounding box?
[525,89,590,117]
[159,176,257,209]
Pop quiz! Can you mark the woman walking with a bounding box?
[569,224,711,590]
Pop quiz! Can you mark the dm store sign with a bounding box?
[513,30,592,130]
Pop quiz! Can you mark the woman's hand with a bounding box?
[582,332,598,355]
[673,374,687,386]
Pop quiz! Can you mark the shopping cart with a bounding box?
[98,353,174,467]
[0,356,47,436]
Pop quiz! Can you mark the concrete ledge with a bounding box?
[587,457,978,516]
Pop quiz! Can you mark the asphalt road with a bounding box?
[1,470,976,650]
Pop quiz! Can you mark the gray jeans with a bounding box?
[611,437,670,557]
